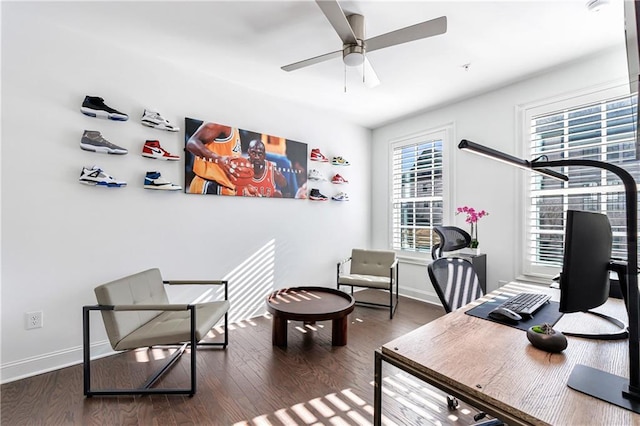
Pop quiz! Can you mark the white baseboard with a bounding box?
[399,288,442,306]
[1,340,114,384]
[1,296,442,384]
[1,304,264,384]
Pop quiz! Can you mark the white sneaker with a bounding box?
[141,109,180,132]
[308,169,326,181]
[144,171,182,190]
[332,192,349,201]
[79,166,126,187]
[332,156,351,166]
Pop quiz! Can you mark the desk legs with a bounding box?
[373,348,526,426]
[374,349,383,426]
[272,314,288,347]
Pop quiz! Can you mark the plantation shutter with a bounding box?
[391,134,444,253]
[527,93,639,269]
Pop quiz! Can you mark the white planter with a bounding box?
[461,247,481,255]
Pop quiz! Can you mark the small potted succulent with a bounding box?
[526,323,568,353]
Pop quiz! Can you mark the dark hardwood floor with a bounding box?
[1,290,483,425]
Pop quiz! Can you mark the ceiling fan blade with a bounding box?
[366,16,447,53]
[281,50,342,72]
[360,57,380,88]
[315,0,357,45]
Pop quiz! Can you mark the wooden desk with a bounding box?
[374,282,640,425]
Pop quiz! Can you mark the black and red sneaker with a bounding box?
[309,188,328,201]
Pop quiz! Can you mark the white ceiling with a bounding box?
[25,0,626,128]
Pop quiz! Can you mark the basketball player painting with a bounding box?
[236,139,287,197]
[186,122,243,195]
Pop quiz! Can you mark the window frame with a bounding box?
[388,124,453,258]
[517,81,638,280]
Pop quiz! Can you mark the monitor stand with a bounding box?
[568,364,640,414]
[562,310,629,340]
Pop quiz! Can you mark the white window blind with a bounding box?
[527,93,639,269]
[391,134,444,253]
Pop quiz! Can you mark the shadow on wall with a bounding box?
[176,239,278,324]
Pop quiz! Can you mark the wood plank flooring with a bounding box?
[1,290,484,425]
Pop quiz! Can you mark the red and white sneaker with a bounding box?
[310,148,329,162]
[331,173,348,184]
[141,140,180,161]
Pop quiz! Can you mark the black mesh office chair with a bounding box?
[428,256,483,313]
[427,256,491,420]
[431,226,472,260]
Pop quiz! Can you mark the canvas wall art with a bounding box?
[184,118,308,199]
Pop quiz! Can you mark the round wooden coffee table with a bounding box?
[266,287,355,347]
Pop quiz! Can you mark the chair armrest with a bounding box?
[337,257,352,278]
[164,280,227,286]
[390,259,398,269]
[337,257,352,267]
[84,304,191,311]
[163,279,229,300]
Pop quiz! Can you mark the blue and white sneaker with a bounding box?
[332,192,350,201]
[80,96,128,121]
[79,166,126,187]
[144,171,182,191]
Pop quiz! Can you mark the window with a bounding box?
[525,90,639,275]
[391,130,447,253]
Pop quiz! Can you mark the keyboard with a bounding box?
[497,292,551,316]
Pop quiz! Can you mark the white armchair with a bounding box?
[337,249,399,319]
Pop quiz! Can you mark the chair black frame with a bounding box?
[337,256,399,319]
[82,280,228,397]
[431,226,472,260]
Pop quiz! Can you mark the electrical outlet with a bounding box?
[25,311,43,330]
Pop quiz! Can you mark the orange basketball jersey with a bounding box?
[192,127,241,190]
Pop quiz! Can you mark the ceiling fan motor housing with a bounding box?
[343,14,365,66]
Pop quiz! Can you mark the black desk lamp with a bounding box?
[458,139,640,413]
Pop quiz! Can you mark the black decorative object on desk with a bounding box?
[526,323,568,353]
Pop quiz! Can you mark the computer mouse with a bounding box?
[488,307,522,322]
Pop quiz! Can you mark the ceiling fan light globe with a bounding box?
[343,45,365,66]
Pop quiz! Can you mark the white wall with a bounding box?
[371,47,631,302]
[0,3,371,382]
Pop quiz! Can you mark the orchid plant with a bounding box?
[456,206,489,248]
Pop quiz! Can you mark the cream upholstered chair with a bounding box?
[337,249,399,319]
[83,268,229,397]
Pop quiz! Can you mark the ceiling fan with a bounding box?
[281,0,447,87]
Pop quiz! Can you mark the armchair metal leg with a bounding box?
[83,306,91,397]
[389,286,394,319]
[83,305,227,397]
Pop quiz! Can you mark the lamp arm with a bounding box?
[533,158,639,393]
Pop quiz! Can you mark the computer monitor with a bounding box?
[559,210,612,313]
[558,209,628,340]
